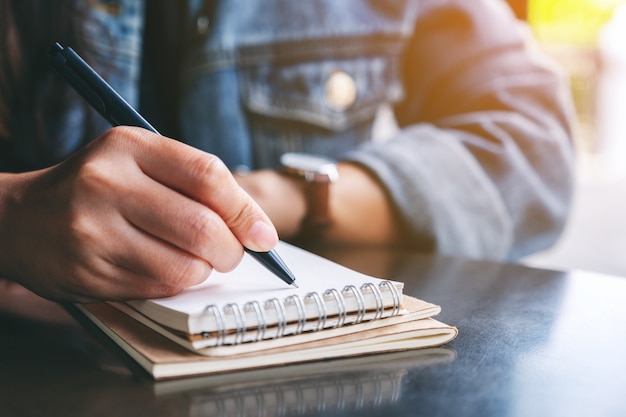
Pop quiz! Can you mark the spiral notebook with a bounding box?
[74,241,457,379]
[122,242,408,347]
[76,302,456,380]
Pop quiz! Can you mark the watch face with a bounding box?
[280,153,336,171]
[280,152,339,182]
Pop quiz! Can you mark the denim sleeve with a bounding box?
[343,0,575,260]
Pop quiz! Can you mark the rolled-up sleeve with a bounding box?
[343,0,575,260]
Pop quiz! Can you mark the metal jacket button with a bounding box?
[324,70,357,112]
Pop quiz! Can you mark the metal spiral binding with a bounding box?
[203,304,226,345]
[379,280,401,317]
[342,285,366,324]
[201,280,401,345]
[224,303,246,345]
[285,294,307,334]
[323,288,348,328]
[360,282,384,320]
[244,300,267,341]
[265,297,287,338]
[305,291,327,331]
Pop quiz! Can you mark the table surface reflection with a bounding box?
[2,248,626,417]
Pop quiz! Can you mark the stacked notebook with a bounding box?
[76,242,457,380]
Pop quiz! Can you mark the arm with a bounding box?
[344,0,576,260]
[0,127,278,302]
[237,0,575,260]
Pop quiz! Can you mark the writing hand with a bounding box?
[0,127,278,302]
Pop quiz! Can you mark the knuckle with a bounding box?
[186,209,218,250]
[183,210,244,273]
[163,257,211,289]
[67,212,94,245]
[188,153,230,184]
[66,202,99,248]
[223,197,257,230]
[95,126,135,148]
[91,126,151,157]
[217,249,244,273]
[75,160,113,194]
[107,125,145,144]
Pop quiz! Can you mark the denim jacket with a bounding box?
[15,0,576,260]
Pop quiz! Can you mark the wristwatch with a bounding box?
[279,152,339,229]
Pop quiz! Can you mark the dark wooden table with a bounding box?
[2,248,625,417]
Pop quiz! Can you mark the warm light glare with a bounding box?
[528,0,626,45]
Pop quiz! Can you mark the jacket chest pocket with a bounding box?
[238,45,406,166]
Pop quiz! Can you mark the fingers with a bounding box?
[124,128,279,252]
[94,223,214,300]
[54,200,215,302]
[120,172,244,272]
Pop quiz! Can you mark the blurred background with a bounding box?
[519,0,626,276]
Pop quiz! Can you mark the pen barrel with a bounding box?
[49,42,159,134]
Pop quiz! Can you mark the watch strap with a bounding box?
[278,153,338,232]
[306,179,332,228]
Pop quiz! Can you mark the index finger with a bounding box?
[123,128,279,252]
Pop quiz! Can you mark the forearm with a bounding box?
[344,94,575,261]
[362,0,577,260]
[323,163,398,245]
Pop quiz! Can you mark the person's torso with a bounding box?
[31,0,420,172]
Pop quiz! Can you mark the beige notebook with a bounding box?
[74,242,457,379]
[77,302,457,380]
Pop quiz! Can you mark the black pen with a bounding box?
[48,42,298,288]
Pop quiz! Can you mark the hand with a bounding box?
[0,127,278,302]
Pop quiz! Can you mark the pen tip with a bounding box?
[291,282,299,288]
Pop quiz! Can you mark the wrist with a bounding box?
[324,163,399,245]
[278,153,339,236]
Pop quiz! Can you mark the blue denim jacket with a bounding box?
[16,0,576,260]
